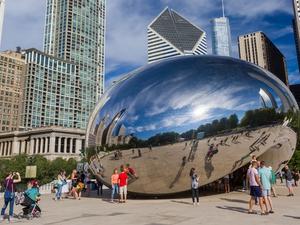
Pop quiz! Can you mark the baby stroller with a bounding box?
[16,192,41,220]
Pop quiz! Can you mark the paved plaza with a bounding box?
[2,183,299,225]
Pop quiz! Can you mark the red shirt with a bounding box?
[118,172,128,187]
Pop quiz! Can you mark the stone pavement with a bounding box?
[2,183,300,225]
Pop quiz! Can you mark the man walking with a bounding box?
[247,161,266,215]
[284,165,294,196]
[259,161,274,214]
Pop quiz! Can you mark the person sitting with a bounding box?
[71,178,84,200]
[22,180,41,215]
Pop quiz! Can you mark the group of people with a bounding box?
[247,155,297,215]
[54,169,96,201]
[1,172,41,222]
[110,164,138,203]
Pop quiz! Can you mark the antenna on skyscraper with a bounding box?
[222,0,225,17]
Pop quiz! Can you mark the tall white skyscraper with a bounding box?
[293,0,300,72]
[0,0,5,48]
[211,0,232,56]
[147,7,207,63]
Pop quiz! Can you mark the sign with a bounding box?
[25,166,37,178]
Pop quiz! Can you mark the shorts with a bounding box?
[261,189,271,197]
[250,186,262,198]
[286,180,293,188]
[119,185,127,195]
[224,178,229,184]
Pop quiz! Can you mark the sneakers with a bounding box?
[193,202,196,206]
[197,203,199,206]
[0,216,4,223]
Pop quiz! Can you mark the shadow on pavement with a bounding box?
[283,215,300,219]
[216,205,249,214]
[220,198,248,204]
[170,200,192,205]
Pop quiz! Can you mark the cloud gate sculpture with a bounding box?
[86,56,299,196]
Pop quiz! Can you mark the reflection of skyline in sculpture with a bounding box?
[259,88,278,109]
[86,56,299,196]
[95,109,132,147]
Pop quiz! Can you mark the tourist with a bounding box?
[73,178,84,200]
[292,169,299,187]
[259,161,274,214]
[69,169,78,196]
[118,165,128,203]
[96,178,103,196]
[111,169,119,202]
[55,170,66,201]
[284,165,294,196]
[269,166,277,197]
[190,168,199,205]
[1,172,21,222]
[223,174,230,193]
[85,172,91,197]
[247,161,266,215]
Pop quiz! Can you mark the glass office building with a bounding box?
[22,49,80,128]
[211,17,232,57]
[0,0,5,48]
[41,0,106,129]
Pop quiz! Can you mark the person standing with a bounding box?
[259,161,274,214]
[247,161,266,215]
[55,171,65,201]
[293,169,299,187]
[1,172,21,222]
[284,165,294,196]
[190,168,199,205]
[269,166,277,197]
[223,174,230,193]
[111,169,119,202]
[118,165,128,203]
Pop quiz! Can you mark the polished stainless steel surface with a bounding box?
[86,56,299,196]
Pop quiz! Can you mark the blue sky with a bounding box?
[1,0,300,88]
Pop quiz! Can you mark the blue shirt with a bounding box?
[259,167,271,190]
[25,188,40,201]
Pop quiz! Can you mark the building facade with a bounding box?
[211,17,232,56]
[238,31,288,85]
[0,126,85,160]
[0,0,5,48]
[293,0,300,72]
[42,0,106,129]
[0,50,25,132]
[147,7,207,63]
[21,48,81,129]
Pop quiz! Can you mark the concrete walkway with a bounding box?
[3,183,300,225]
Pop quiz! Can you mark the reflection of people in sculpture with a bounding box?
[138,149,142,157]
[169,156,187,189]
[126,163,138,180]
[206,144,219,162]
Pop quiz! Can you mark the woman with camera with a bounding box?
[1,172,21,222]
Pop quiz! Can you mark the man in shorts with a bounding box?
[247,161,266,215]
[284,165,294,196]
[259,161,274,214]
[118,165,128,203]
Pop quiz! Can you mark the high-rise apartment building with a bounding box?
[293,0,300,72]
[21,0,106,130]
[238,31,288,85]
[211,1,232,56]
[22,48,80,129]
[148,7,207,63]
[0,50,25,132]
[0,0,5,48]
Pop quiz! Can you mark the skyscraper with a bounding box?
[238,31,288,85]
[0,50,26,132]
[292,0,300,72]
[22,0,106,129]
[211,0,232,56]
[147,7,207,63]
[22,48,80,129]
[0,0,5,48]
